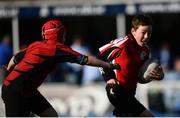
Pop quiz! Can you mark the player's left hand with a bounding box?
[110,63,121,70]
[106,79,120,87]
[148,65,164,80]
[1,65,10,77]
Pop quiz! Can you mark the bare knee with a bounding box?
[39,107,58,117]
[139,109,154,117]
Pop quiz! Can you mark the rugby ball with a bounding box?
[138,59,163,84]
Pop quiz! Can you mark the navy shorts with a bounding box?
[106,84,146,116]
[1,85,52,117]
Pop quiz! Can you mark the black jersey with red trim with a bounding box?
[99,34,150,89]
[3,40,87,92]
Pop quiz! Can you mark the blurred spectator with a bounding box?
[152,41,172,72]
[164,56,180,81]
[82,65,103,85]
[148,89,166,114]
[0,34,12,83]
[45,35,103,85]
[45,63,69,82]
[67,36,103,85]
[66,35,90,85]
[174,57,180,72]
[163,56,180,115]
[159,41,172,71]
[0,34,12,66]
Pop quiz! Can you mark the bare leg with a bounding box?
[39,107,58,117]
[139,109,154,117]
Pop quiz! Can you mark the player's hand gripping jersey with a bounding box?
[99,34,150,89]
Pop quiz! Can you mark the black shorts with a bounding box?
[106,84,146,116]
[1,85,52,117]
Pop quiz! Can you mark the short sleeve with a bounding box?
[14,49,26,64]
[55,44,88,64]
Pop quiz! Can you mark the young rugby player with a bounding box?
[98,14,164,117]
[1,20,119,117]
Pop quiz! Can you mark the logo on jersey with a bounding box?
[140,51,147,60]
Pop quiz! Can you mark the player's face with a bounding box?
[132,25,152,46]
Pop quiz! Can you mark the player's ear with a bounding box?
[131,27,135,34]
[42,27,46,40]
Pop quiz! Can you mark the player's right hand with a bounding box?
[110,63,121,70]
[106,79,119,87]
[1,65,10,77]
[106,79,119,98]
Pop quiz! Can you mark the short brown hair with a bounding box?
[131,14,152,30]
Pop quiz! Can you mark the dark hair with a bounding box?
[131,14,152,30]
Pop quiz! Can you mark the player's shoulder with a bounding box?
[112,35,130,47]
[56,42,70,49]
[28,41,42,47]
[28,41,54,51]
[99,35,129,53]
[56,43,77,54]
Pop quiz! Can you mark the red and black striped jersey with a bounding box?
[3,40,87,91]
[99,34,150,89]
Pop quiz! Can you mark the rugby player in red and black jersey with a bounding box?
[1,20,120,117]
[98,14,164,117]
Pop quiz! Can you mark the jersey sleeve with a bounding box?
[98,40,120,82]
[13,48,27,64]
[98,39,123,61]
[98,38,128,82]
[55,45,88,65]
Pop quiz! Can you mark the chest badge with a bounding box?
[140,51,147,60]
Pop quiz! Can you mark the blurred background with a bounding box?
[0,0,180,117]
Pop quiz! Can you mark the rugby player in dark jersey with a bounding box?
[1,20,120,117]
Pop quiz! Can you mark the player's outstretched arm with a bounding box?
[7,49,26,72]
[1,56,16,77]
[6,56,16,71]
[86,55,120,70]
